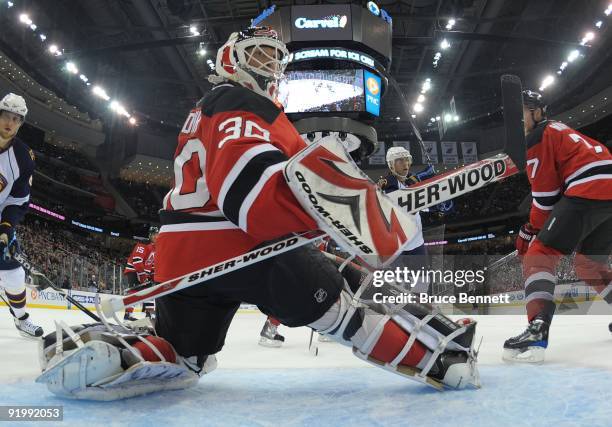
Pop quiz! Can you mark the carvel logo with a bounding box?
[295,15,348,29]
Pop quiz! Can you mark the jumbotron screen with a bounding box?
[278,69,367,114]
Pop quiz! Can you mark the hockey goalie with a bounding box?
[36,27,479,400]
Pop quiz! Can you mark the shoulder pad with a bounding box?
[200,84,281,124]
[11,138,35,168]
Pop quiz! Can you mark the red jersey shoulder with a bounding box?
[129,242,149,261]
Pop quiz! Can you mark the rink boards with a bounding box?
[1,282,606,315]
[0,287,261,313]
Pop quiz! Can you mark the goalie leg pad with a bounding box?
[36,322,202,401]
[309,289,480,389]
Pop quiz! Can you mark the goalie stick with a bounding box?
[385,74,525,213]
[99,75,526,317]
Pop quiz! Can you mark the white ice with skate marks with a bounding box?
[1,309,611,427]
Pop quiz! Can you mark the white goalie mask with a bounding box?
[386,146,413,178]
[215,27,289,102]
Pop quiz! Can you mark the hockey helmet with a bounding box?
[148,226,159,239]
[215,27,289,102]
[386,146,413,177]
[522,90,547,114]
[0,93,28,119]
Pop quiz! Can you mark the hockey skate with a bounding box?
[14,312,43,338]
[258,319,285,348]
[123,311,137,322]
[503,315,550,363]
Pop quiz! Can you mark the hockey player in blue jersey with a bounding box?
[377,147,453,292]
[0,93,43,338]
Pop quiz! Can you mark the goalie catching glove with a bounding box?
[36,322,216,400]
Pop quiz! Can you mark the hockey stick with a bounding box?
[102,157,519,315]
[386,74,436,171]
[11,252,102,323]
[100,76,526,316]
[98,231,325,317]
[487,250,518,271]
[308,330,319,356]
[386,74,525,214]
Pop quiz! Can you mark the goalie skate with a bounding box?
[354,346,480,391]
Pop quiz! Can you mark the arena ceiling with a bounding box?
[1,0,612,144]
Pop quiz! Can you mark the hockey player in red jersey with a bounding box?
[123,226,157,321]
[34,28,479,400]
[503,90,612,363]
[151,27,478,387]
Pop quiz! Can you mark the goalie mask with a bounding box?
[386,146,413,178]
[215,27,289,102]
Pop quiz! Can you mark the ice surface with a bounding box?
[1,308,611,426]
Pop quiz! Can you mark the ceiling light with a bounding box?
[567,50,580,62]
[92,86,110,101]
[539,75,555,91]
[580,32,594,45]
[129,117,136,125]
[445,18,456,30]
[48,44,58,54]
[189,25,199,36]
[19,14,32,25]
[595,21,603,28]
[65,62,78,74]
[440,39,450,50]
[413,103,424,113]
[417,94,425,103]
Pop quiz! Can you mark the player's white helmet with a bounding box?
[386,146,413,177]
[0,93,28,119]
[215,27,289,102]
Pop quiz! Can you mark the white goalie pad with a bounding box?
[284,135,420,268]
[36,322,200,401]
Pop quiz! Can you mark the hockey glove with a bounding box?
[0,222,17,260]
[516,223,538,256]
[435,199,454,213]
[416,164,436,181]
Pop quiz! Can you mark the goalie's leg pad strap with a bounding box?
[309,290,430,369]
[369,318,427,367]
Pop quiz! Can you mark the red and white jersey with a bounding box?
[526,120,612,229]
[124,242,155,284]
[155,83,316,282]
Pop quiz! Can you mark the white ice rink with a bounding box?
[1,308,611,427]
